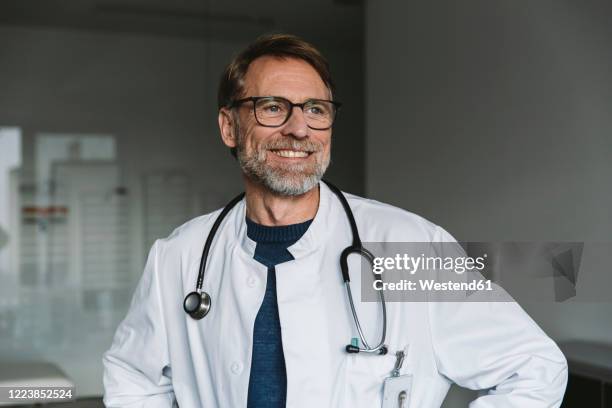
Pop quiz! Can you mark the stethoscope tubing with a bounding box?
[185,179,388,355]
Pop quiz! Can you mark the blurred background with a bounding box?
[0,0,610,406]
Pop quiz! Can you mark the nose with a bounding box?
[281,106,309,139]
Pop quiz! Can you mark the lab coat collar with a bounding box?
[234,181,339,260]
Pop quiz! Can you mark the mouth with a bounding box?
[269,149,313,159]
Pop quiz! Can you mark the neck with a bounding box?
[244,176,319,226]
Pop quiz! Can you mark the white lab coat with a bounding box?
[103,182,567,407]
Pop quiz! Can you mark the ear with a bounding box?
[218,108,237,149]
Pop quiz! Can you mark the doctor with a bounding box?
[103,34,567,407]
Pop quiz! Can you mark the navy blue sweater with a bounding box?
[245,217,313,408]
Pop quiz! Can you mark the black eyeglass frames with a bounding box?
[229,96,341,130]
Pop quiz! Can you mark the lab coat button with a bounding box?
[246,276,257,288]
[230,361,243,374]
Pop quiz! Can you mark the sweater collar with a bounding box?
[245,217,313,244]
[234,181,340,259]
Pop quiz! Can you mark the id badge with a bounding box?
[382,374,412,408]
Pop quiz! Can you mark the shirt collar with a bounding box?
[234,181,340,260]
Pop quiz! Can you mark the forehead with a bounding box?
[242,56,330,100]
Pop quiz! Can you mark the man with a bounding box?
[103,34,567,407]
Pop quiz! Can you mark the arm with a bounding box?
[428,227,568,407]
[429,301,567,407]
[103,240,176,407]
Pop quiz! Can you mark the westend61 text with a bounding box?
[373,279,493,292]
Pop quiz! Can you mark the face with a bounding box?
[219,56,332,196]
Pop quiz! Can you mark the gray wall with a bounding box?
[0,24,363,396]
[0,25,364,197]
[366,0,612,406]
[0,24,364,260]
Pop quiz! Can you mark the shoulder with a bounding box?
[154,207,225,257]
[343,192,456,242]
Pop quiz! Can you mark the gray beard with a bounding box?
[234,123,330,196]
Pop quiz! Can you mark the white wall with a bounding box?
[366,0,612,406]
[0,24,364,396]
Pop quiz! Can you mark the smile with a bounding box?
[271,150,311,158]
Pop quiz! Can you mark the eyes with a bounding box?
[307,104,327,116]
[260,101,286,115]
[258,99,332,117]
[233,96,340,130]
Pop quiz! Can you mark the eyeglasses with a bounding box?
[229,96,341,130]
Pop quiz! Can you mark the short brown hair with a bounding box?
[217,33,336,110]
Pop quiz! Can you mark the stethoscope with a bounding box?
[183,180,388,355]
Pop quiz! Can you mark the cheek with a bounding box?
[319,134,332,153]
[239,122,258,148]
[243,126,276,153]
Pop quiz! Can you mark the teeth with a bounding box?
[273,150,309,158]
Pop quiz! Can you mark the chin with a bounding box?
[261,173,321,196]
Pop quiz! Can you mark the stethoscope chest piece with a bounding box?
[183,291,211,320]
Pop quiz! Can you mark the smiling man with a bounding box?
[218,51,333,217]
[103,34,567,408]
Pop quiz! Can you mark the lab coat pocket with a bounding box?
[344,352,398,406]
[382,374,412,408]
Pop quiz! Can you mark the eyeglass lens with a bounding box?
[254,97,335,129]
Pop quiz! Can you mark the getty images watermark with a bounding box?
[371,251,492,293]
[359,241,612,303]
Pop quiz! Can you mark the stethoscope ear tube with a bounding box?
[340,246,375,283]
[338,231,387,355]
[184,192,244,320]
[345,344,388,355]
[195,192,245,290]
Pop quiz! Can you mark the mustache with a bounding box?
[262,139,323,153]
